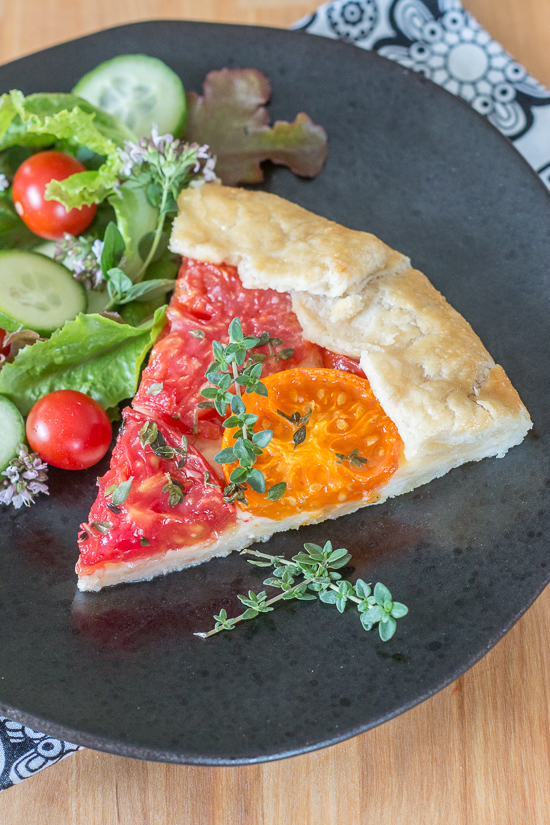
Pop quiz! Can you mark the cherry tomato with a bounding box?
[221,368,402,519]
[26,390,112,470]
[12,151,97,240]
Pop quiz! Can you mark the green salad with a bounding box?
[0,54,327,506]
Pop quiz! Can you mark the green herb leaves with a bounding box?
[101,222,175,310]
[105,476,133,506]
[139,420,158,447]
[201,317,288,505]
[335,448,369,468]
[195,540,408,641]
[163,473,185,507]
[138,421,188,463]
[277,407,312,449]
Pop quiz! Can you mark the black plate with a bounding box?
[0,20,549,765]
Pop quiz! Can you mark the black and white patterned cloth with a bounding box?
[295,0,550,189]
[0,718,79,790]
[1,0,548,790]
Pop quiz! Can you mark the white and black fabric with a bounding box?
[0,717,79,790]
[294,0,550,189]
[1,0,547,789]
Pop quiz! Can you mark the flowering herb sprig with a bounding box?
[54,233,105,290]
[195,540,408,641]
[118,125,217,280]
[0,444,49,509]
[198,317,291,505]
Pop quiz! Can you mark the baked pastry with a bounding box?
[76,184,531,591]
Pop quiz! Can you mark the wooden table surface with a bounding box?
[0,1,549,822]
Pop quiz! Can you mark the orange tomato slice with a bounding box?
[221,368,402,519]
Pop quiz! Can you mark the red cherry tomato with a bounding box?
[12,151,97,241]
[26,390,112,470]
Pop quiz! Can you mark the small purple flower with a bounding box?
[54,234,105,290]
[0,173,9,192]
[0,444,49,509]
[150,123,174,154]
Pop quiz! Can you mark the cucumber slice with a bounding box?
[0,250,87,336]
[32,240,57,258]
[73,55,187,139]
[0,395,25,472]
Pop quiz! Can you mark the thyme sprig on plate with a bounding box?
[199,317,293,504]
[194,540,408,641]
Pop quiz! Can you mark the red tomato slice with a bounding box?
[133,258,322,439]
[77,409,236,571]
[320,347,364,376]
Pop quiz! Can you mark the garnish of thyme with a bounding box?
[198,317,294,504]
[277,408,312,449]
[335,448,369,468]
[194,540,408,641]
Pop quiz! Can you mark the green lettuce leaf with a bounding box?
[0,190,39,249]
[0,91,135,208]
[0,307,166,415]
[183,69,328,185]
[108,184,158,278]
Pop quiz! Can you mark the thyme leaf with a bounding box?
[139,420,158,447]
[335,448,369,468]
[202,317,290,505]
[105,476,133,506]
[90,520,113,534]
[162,473,185,507]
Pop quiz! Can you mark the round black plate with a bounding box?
[0,21,549,765]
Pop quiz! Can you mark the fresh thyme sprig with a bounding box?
[199,317,293,504]
[194,540,408,641]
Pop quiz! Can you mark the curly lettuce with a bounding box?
[0,91,136,208]
[0,308,166,415]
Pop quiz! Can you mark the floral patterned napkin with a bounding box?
[295,0,550,189]
[2,0,548,791]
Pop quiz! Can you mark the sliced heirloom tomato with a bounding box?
[77,409,236,572]
[133,258,321,439]
[221,368,402,520]
[320,347,364,376]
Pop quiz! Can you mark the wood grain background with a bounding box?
[0,2,549,823]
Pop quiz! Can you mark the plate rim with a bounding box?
[0,17,549,765]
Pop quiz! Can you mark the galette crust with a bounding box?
[170,183,531,504]
[171,183,410,297]
[292,268,531,465]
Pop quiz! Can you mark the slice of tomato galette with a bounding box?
[76,184,531,591]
